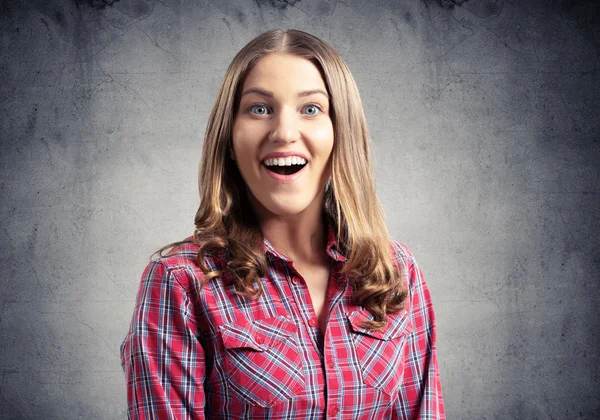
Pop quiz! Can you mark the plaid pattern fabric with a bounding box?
[120,225,445,419]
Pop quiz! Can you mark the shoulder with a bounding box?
[388,239,423,291]
[141,237,225,293]
[388,239,420,273]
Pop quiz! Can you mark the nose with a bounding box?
[269,107,300,144]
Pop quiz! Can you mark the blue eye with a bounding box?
[303,105,321,116]
[250,104,269,115]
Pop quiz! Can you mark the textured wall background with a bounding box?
[1,0,599,418]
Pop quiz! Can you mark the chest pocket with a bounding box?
[346,308,414,397]
[219,317,305,407]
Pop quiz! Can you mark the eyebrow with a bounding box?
[241,87,329,99]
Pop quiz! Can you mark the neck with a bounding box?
[250,192,329,265]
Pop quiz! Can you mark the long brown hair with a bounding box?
[154,29,407,331]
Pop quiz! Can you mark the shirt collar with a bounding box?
[262,222,348,263]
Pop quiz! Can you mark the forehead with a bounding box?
[242,53,327,91]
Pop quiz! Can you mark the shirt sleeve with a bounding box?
[120,260,206,420]
[395,244,446,420]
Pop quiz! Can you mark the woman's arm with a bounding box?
[120,261,207,420]
[394,244,446,420]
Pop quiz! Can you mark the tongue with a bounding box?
[268,164,305,175]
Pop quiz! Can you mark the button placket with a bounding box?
[284,264,327,358]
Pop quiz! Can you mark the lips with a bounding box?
[260,151,309,181]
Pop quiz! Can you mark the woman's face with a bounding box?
[232,53,334,219]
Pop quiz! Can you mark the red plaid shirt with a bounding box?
[120,225,445,419]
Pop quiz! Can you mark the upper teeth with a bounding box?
[263,156,307,166]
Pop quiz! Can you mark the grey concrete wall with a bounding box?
[1,0,598,418]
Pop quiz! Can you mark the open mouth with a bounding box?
[264,163,307,176]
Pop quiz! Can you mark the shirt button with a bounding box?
[329,405,338,416]
[291,277,299,284]
[308,318,317,327]
[256,336,264,344]
[327,360,335,369]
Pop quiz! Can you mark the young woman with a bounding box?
[120,29,445,419]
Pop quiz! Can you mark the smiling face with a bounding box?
[231,53,334,220]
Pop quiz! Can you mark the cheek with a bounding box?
[312,125,333,139]
[309,123,334,158]
[233,121,264,149]
[232,127,253,158]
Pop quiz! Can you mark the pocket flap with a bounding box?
[346,309,413,340]
[220,317,297,351]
